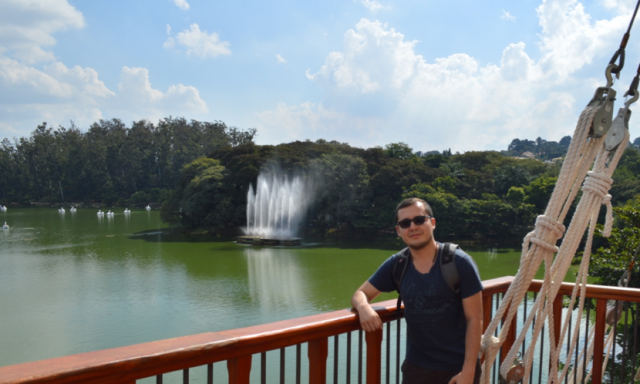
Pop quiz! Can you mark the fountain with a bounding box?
[237,171,310,246]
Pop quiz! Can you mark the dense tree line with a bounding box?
[4,118,640,241]
[161,139,575,240]
[162,135,640,239]
[0,118,256,205]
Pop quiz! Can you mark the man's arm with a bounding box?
[450,291,483,384]
[351,281,383,332]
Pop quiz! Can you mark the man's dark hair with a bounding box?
[395,198,434,223]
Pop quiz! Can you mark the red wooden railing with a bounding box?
[1,276,639,384]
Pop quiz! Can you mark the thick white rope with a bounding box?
[480,103,600,384]
[480,100,629,384]
[524,137,626,384]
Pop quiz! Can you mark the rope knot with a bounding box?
[525,215,564,253]
[535,215,566,239]
[582,171,613,199]
[582,172,615,237]
[481,335,501,357]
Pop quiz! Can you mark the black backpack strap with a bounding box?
[441,242,460,294]
[392,248,410,313]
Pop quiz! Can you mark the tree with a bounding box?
[588,197,640,288]
[161,158,229,228]
[524,177,557,213]
[495,164,531,195]
[506,187,525,206]
[384,142,414,160]
[422,153,447,169]
[439,162,465,178]
[227,127,257,147]
[559,136,571,147]
[508,138,536,155]
[308,153,370,227]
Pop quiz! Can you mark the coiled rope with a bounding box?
[480,74,637,384]
[479,5,640,382]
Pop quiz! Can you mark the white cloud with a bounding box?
[0,0,210,139]
[0,0,85,64]
[276,54,287,64]
[163,24,231,58]
[173,0,190,11]
[114,66,208,120]
[0,59,208,138]
[0,55,113,104]
[359,0,389,12]
[501,10,516,21]
[257,102,385,145]
[0,54,111,135]
[536,0,626,81]
[602,0,637,14]
[259,0,633,152]
[306,20,419,94]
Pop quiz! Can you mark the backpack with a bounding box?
[391,242,461,313]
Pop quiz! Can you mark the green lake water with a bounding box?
[0,208,543,374]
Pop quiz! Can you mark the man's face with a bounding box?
[395,202,436,250]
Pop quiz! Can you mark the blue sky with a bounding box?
[1,0,639,152]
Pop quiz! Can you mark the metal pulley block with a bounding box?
[605,107,631,151]
[605,89,637,151]
[499,353,526,384]
[606,301,624,327]
[586,87,617,138]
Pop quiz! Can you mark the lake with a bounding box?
[0,208,542,376]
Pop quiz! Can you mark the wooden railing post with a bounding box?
[552,294,563,350]
[227,355,252,384]
[550,294,564,372]
[591,298,607,384]
[482,295,492,334]
[365,328,383,384]
[308,337,328,384]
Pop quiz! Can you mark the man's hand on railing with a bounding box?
[351,281,384,332]
[356,304,383,332]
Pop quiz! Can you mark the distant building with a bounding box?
[521,151,536,159]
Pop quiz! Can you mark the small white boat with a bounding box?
[107,210,114,216]
[97,210,104,216]
[58,207,65,213]
[70,206,77,213]
[2,222,8,230]
[146,205,151,211]
[0,205,6,212]
[124,208,131,214]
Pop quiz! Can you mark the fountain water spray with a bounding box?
[244,171,309,240]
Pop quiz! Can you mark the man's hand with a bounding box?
[351,281,382,332]
[357,303,382,332]
[453,290,483,384]
[448,370,475,384]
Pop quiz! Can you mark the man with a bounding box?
[351,198,483,384]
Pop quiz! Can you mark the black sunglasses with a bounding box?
[397,215,432,229]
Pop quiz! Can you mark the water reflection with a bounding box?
[487,247,497,261]
[245,247,308,311]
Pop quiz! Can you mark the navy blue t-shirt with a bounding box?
[368,243,483,371]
